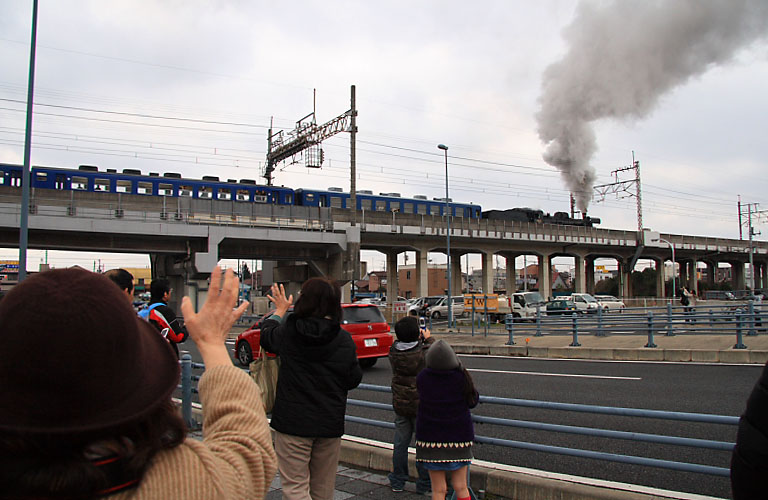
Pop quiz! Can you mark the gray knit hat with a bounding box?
[425,339,460,370]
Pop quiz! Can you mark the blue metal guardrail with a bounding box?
[423,300,763,349]
[178,358,737,478]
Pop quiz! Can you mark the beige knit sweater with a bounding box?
[112,365,278,499]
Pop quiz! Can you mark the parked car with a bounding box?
[234,303,393,368]
[545,298,581,315]
[563,293,600,314]
[429,296,466,319]
[407,296,444,316]
[594,295,626,311]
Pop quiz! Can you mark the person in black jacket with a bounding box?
[141,278,188,358]
[731,360,768,498]
[260,278,362,500]
[388,316,434,494]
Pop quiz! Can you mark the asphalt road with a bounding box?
[180,340,761,499]
[346,355,760,499]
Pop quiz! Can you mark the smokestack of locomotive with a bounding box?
[536,0,768,215]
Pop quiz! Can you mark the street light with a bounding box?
[654,238,676,300]
[438,143,452,328]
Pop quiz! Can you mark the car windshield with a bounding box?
[342,306,386,324]
[582,294,598,303]
[523,292,545,306]
[424,296,443,307]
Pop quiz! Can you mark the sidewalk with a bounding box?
[265,466,428,500]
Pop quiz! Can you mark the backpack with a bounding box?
[138,302,162,320]
[680,294,690,306]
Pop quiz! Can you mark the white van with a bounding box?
[565,293,600,313]
[407,296,443,316]
[429,296,465,319]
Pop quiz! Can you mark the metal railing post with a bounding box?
[570,313,581,347]
[483,294,489,337]
[596,306,605,337]
[709,309,714,328]
[748,300,757,336]
[505,314,515,345]
[471,299,476,337]
[181,352,194,428]
[645,311,657,348]
[666,302,675,336]
[734,310,747,349]
[535,305,542,337]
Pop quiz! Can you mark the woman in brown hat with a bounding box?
[0,265,277,499]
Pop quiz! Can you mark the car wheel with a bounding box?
[236,341,253,366]
[359,358,377,369]
[432,311,441,319]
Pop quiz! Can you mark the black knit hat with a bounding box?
[0,268,179,434]
[425,339,460,371]
[394,316,420,342]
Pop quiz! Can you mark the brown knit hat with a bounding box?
[0,268,179,434]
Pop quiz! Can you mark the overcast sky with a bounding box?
[1,0,767,273]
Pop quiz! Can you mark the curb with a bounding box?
[338,440,684,500]
[450,344,768,364]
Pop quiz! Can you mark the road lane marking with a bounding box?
[468,368,641,380]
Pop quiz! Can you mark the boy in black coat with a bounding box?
[388,316,434,493]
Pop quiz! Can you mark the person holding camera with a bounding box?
[388,316,435,494]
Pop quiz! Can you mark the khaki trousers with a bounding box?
[274,430,341,500]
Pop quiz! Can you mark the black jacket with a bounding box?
[731,360,768,499]
[389,337,434,418]
[260,314,362,438]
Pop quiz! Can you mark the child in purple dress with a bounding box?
[415,340,479,500]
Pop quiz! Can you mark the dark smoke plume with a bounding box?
[537,0,768,213]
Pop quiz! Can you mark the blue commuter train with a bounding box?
[0,163,482,218]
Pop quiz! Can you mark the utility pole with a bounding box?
[739,201,766,291]
[19,0,39,282]
[593,153,643,232]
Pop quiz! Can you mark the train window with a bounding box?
[159,183,174,196]
[94,178,110,192]
[179,185,192,197]
[330,196,343,208]
[137,181,153,195]
[390,201,400,212]
[217,188,232,201]
[253,192,267,203]
[375,200,386,211]
[72,176,88,190]
[35,172,47,183]
[198,186,212,199]
[54,175,65,190]
[285,193,293,204]
[416,204,427,215]
[305,193,315,202]
[116,179,132,193]
[361,199,372,210]
[403,202,413,214]
[236,189,249,201]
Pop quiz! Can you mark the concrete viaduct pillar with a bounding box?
[731,261,746,291]
[505,256,516,294]
[386,250,398,304]
[653,257,665,298]
[703,261,716,290]
[451,251,462,296]
[538,254,551,300]
[482,252,494,295]
[618,258,631,299]
[574,254,586,294]
[585,256,596,295]
[417,248,429,298]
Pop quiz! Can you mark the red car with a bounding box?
[234,303,393,368]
